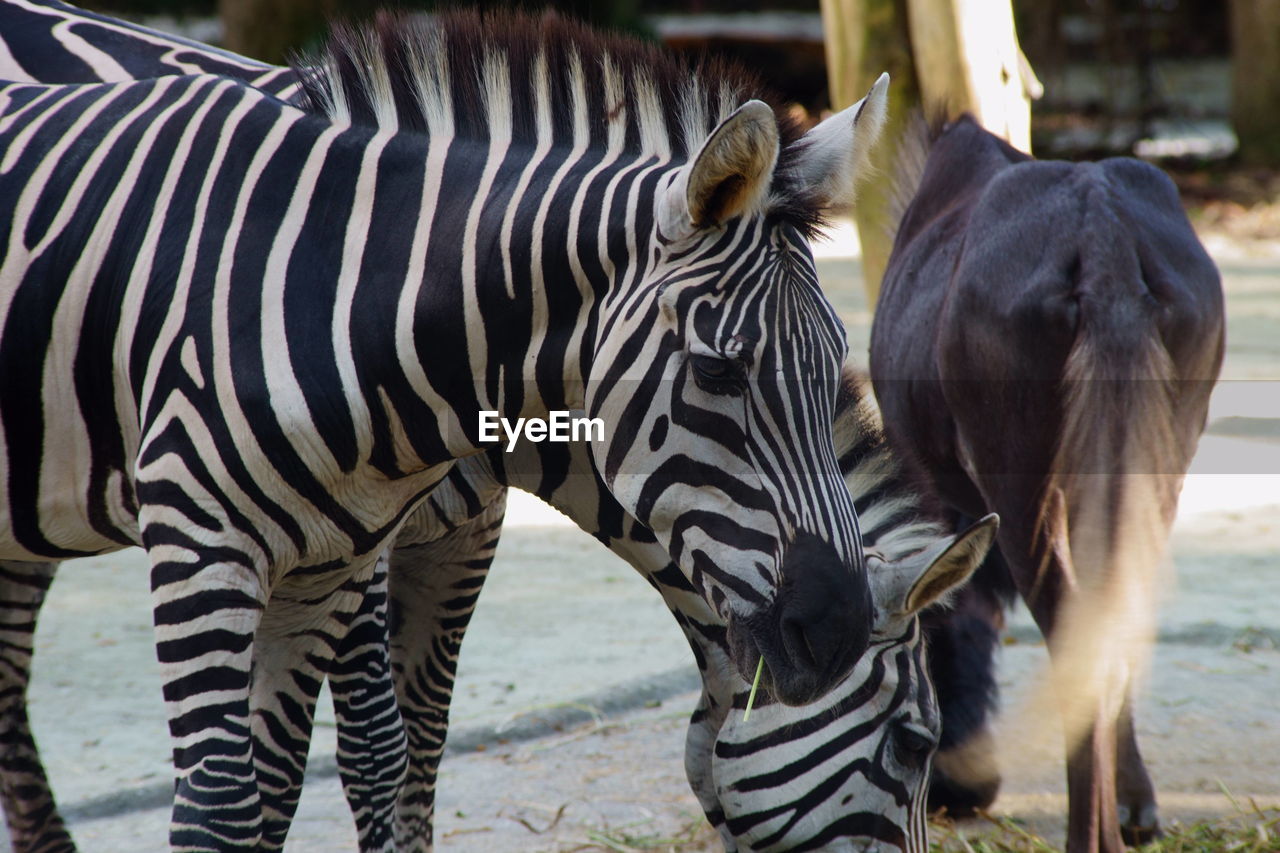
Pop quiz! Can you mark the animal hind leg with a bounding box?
[1114,694,1159,845]
[1064,708,1124,853]
[328,553,405,853]
[0,560,74,853]
[995,493,1126,853]
[388,494,507,852]
[251,558,379,850]
[1026,582,1127,853]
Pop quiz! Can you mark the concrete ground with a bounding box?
[14,230,1280,851]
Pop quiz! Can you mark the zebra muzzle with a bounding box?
[728,533,871,706]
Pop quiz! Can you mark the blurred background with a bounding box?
[74,0,1278,292]
[72,0,1268,157]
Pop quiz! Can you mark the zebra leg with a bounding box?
[328,553,405,853]
[1114,694,1158,845]
[388,493,507,852]
[151,564,265,851]
[0,560,74,853]
[683,687,735,851]
[251,559,380,849]
[923,544,1014,817]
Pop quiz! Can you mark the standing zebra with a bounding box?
[0,7,957,851]
[0,9,891,849]
[0,12,999,850]
[0,18,987,849]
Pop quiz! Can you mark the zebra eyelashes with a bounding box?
[689,353,746,394]
[690,354,736,379]
[891,720,937,766]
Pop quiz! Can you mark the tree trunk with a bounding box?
[820,0,1034,305]
[819,0,919,308]
[1230,0,1280,166]
[906,0,1034,152]
[219,0,355,64]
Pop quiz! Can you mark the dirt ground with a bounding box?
[13,221,1280,852]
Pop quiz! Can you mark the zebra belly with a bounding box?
[0,378,142,561]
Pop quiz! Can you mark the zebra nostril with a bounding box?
[781,616,817,669]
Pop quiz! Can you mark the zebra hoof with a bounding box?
[927,731,1001,818]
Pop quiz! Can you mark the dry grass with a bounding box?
[568,800,1280,852]
[931,800,1280,853]
[569,814,721,852]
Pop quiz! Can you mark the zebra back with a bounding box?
[0,0,297,97]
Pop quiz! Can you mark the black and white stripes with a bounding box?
[0,7,893,849]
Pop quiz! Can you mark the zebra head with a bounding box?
[708,514,998,853]
[587,76,890,706]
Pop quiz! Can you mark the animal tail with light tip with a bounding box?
[1023,313,1183,772]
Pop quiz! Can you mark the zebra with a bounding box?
[0,15,995,849]
[0,8,892,849]
[1,6,1000,850]
[0,6,986,851]
[470,369,999,853]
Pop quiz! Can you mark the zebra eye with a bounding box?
[689,354,742,389]
[893,722,936,761]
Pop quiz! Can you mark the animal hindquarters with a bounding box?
[939,300,1212,852]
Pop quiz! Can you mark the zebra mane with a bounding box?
[832,368,951,567]
[295,9,825,234]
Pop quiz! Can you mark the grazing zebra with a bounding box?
[0,362,996,853]
[870,115,1224,852]
[0,8,892,849]
[472,370,999,853]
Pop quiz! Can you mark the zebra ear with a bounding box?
[881,513,999,618]
[659,100,780,236]
[787,72,889,211]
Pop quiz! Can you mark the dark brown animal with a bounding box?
[870,116,1224,852]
